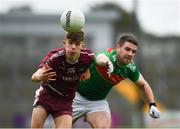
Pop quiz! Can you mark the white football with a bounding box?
[60,8,85,32]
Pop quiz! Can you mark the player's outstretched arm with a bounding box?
[135,74,160,119]
[31,65,56,82]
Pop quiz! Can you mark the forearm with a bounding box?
[142,83,155,104]
[136,74,155,104]
[136,75,160,118]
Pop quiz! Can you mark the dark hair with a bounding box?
[66,31,84,43]
[118,33,138,46]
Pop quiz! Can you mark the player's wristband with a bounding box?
[149,102,157,107]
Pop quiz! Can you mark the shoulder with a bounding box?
[106,48,114,53]
[80,48,95,64]
[126,62,140,81]
[126,62,138,72]
[49,48,65,54]
[96,48,114,56]
[46,48,65,60]
[104,48,116,57]
[81,48,94,57]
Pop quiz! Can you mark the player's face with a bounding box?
[64,39,83,62]
[116,41,137,64]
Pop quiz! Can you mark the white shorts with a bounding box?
[72,92,110,122]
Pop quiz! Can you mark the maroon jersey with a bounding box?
[39,48,94,100]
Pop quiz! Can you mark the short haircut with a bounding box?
[118,33,138,46]
[66,31,84,43]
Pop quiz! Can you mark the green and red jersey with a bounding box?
[77,48,140,100]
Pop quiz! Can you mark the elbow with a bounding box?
[137,82,147,91]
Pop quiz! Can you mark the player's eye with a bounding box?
[125,47,131,51]
[132,50,136,54]
[68,41,73,44]
[75,42,81,46]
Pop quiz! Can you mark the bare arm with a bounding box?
[135,74,161,118]
[31,65,56,82]
[135,74,155,104]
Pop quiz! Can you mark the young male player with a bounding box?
[31,31,94,128]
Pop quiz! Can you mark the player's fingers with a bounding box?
[42,76,56,82]
[44,72,56,81]
[42,73,49,77]
[49,73,56,77]
[80,76,84,81]
[48,74,57,79]
[47,72,56,76]
[80,76,89,81]
[79,77,83,81]
[43,71,56,77]
[42,64,50,70]
[44,68,54,73]
[48,78,56,81]
[45,64,50,68]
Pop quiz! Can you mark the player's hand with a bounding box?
[41,65,56,82]
[149,103,160,119]
[80,69,90,81]
[34,65,56,82]
[106,61,114,77]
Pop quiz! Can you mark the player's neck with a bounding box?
[66,59,79,64]
[66,54,80,64]
[117,60,126,67]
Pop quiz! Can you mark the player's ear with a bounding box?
[63,39,68,47]
[116,43,121,49]
[82,42,85,48]
[63,40,66,45]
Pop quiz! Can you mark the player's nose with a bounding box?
[71,44,76,48]
[128,50,133,56]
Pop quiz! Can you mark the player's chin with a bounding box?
[123,59,131,64]
[70,52,75,55]
[68,51,77,57]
